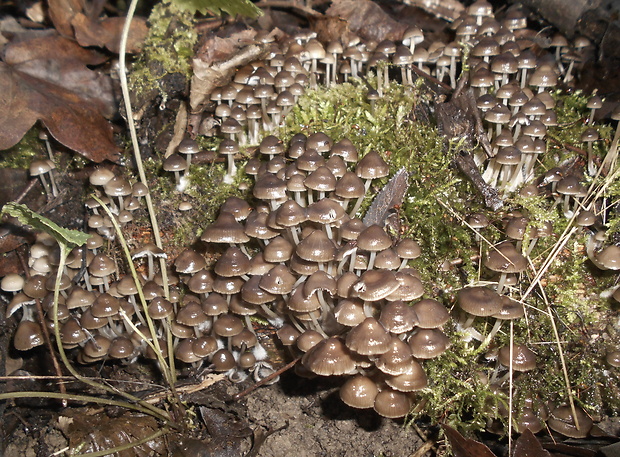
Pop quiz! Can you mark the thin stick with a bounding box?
[118,0,170,301]
[537,281,580,430]
[233,357,301,400]
[508,320,513,456]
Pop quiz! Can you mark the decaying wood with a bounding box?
[436,76,502,211]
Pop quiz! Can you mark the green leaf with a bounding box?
[171,0,263,18]
[1,202,89,248]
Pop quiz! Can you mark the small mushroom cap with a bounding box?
[340,375,379,409]
[379,300,419,334]
[259,265,296,295]
[176,301,208,327]
[384,360,428,392]
[595,245,620,270]
[334,298,367,327]
[498,344,536,371]
[345,317,391,356]
[458,286,502,317]
[192,336,218,358]
[201,212,250,244]
[301,337,357,375]
[276,324,301,346]
[173,338,201,363]
[108,336,136,359]
[375,336,414,375]
[548,405,593,438]
[14,320,44,351]
[355,150,389,180]
[295,229,337,263]
[212,349,237,371]
[1,273,25,293]
[351,270,399,301]
[357,225,393,252]
[373,388,412,418]
[408,328,450,359]
[411,299,449,329]
[215,246,251,277]
[296,330,324,352]
[174,248,207,274]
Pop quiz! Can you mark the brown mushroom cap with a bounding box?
[295,229,337,263]
[498,344,536,371]
[379,300,419,334]
[457,286,502,317]
[14,319,44,351]
[355,150,389,180]
[334,298,367,327]
[174,248,207,275]
[340,375,379,409]
[411,299,450,329]
[384,360,428,392]
[212,349,237,371]
[204,212,251,244]
[345,317,391,355]
[301,337,356,375]
[373,388,412,418]
[548,405,593,438]
[375,336,415,375]
[408,328,450,359]
[215,247,251,277]
[351,270,399,301]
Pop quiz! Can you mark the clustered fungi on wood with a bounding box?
[8,0,620,431]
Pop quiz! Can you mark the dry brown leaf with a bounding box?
[3,33,115,117]
[72,13,148,54]
[513,429,552,457]
[64,410,166,456]
[326,0,408,42]
[47,0,85,37]
[442,425,497,457]
[0,61,119,163]
[48,0,147,54]
[190,28,271,112]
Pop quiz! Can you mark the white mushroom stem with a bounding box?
[224,155,237,184]
[309,311,328,338]
[586,232,607,270]
[496,273,509,295]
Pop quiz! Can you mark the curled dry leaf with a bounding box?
[48,0,147,53]
[326,0,408,42]
[71,13,148,54]
[190,28,272,112]
[0,61,119,163]
[3,33,115,117]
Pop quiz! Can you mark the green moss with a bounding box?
[277,80,620,434]
[128,0,197,100]
[0,129,44,168]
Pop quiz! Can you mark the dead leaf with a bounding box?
[48,0,147,54]
[326,0,409,42]
[71,13,148,54]
[0,62,119,163]
[442,425,497,457]
[47,0,85,38]
[63,410,166,456]
[190,28,270,112]
[513,429,552,457]
[3,33,115,117]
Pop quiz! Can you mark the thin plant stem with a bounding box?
[0,391,169,422]
[51,243,171,423]
[94,195,178,388]
[118,0,170,301]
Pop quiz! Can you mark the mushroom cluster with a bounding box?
[7,0,620,433]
